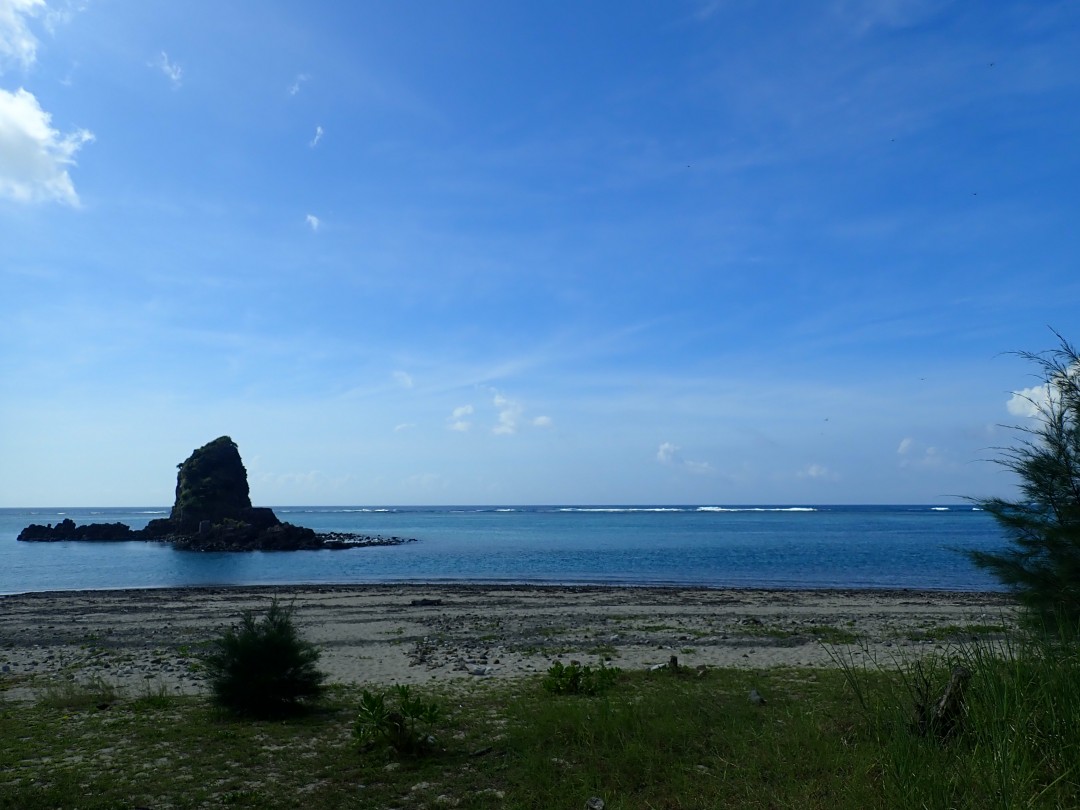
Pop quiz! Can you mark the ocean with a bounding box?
[0,505,1009,595]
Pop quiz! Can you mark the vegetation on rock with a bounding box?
[170,435,254,529]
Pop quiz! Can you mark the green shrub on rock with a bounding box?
[203,599,327,717]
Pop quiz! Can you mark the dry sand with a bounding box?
[0,585,1017,702]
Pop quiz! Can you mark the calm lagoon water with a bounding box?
[0,505,1009,595]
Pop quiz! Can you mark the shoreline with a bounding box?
[0,584,1018,703]
[0,580,1009,599]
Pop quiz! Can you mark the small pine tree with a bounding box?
[969,333,1080,634]
[204,599,327,716]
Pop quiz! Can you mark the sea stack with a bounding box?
[170,435,254,530]
[18,436,417,551]
[141,436,320,550]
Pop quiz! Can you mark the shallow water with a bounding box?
[0,504,1008,594]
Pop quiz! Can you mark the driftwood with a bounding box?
[915,665,971,739]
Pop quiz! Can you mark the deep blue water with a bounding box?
[0,505,1008,595]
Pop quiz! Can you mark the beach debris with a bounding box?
[468,665,492,676]
[749,688,767,706]
[915,665,971,739]
[411,598,443,607]
[648,655,681,672]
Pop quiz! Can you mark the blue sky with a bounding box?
[1,0,1078,507]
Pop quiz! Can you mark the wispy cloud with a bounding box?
[448,404,473,432]
[309,125,323,148]
[492,392,522,435]
[154,51,183,88]
[657,442,713,474]
[393,370,413,389]
[42,0,85,34]
[0,87,93,205]
[489,389,551,435]
[394,422,416,432]
[832,0,946,35]
[0,0,44,72]
[897,437,944,469]
[305,213,320,232]
[797,463,837,480]
[288,73,309,96]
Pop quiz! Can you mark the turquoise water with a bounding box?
[0,505,1008,594]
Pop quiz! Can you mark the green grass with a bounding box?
[3,635,1079,809]
[901,623,1010,642]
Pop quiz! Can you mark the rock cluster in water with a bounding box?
[17,436,416,552]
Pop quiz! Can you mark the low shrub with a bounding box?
[203,599,326,717]
[354,684,443,756]
[542,660,621,695]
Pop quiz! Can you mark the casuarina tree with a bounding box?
[969,333,1080,634]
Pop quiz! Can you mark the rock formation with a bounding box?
[137,436,321,549]
[18,436,416,551]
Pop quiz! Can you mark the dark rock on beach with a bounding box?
[17,436,418,552]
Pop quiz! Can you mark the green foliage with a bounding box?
[969,332,1080,634]
[542,660,621,695]
[203,599,326,717]
[36,676,118,710]
[5,653,1080,808]
[834,633,1080,807]
[353,684,443,756]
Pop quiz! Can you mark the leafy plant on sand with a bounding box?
[542,660,621,695]
[354,684,443,756]
[203,599,326,717]
[968,332,1080,635]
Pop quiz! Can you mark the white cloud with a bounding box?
[394,422,415,432]
[288,73,309,96]
[532,415,553,428]
[155,51,182,87]
[0,86,93,205]
[448,404,473,432]
[1006,384,1051,419]
[310,125,323,148]
[896,438,944,469]
[492,391,523,435]
[41,0,83,34]
[657,441,679,465]
[0,0,44,72]
[798,463,836,480]
[832,0,944,34]
[657,441,713,474]
[392,370,414,389]
[304,213,320,231]
[1006,362,1080,420]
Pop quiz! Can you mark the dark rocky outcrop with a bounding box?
[171,436,254,530]
[18,519,136,542]
[17,436,417,552]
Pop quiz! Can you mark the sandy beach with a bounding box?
[0,585,1017,702]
